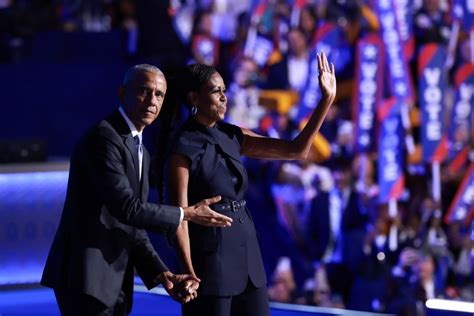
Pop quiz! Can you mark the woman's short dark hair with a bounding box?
[184,63,217,93]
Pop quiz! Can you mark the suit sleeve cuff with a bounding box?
[179,207,184,224]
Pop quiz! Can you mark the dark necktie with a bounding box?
[134,135,143,181]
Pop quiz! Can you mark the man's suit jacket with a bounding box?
[264,55,291,90]
[306,190,367,262]
[41,110,181,308]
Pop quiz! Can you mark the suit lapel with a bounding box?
[125,135,140,181]
[140,146,150,200]
[107,111,140,183]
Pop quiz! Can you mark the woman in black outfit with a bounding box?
[167,52,336,316]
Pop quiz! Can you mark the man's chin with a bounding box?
[141,117,157,126]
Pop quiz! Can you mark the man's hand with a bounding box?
[183,196,233,227]
[158,271,201,303]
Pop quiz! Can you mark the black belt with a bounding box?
[214,199,246,212]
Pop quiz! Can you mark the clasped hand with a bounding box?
[158,271,200,303]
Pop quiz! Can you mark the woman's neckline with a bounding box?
[191,116,218,129]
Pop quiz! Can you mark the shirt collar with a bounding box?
[331,187,350,197]
[119,107,142,140]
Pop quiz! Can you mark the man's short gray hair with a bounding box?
[122,64,164,86]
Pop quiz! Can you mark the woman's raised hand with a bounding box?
[317,51,336,101]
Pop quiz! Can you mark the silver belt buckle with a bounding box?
[231,201,239,212]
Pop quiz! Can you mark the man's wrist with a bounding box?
[179,207,184,224]
[156,270,171,283]
[182,206,194,221]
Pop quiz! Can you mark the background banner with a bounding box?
[418,43,448,163]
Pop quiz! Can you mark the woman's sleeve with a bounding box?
[172,133,203,172]
[222,122,244,146]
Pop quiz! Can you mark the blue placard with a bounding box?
[378,98,405,203]
[376,0,414,102]
[418,44,448,163]
[449,63,474,162]
[353,34,384,153]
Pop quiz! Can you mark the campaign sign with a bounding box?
[378,98,405,203]
[192,35,220,66]
[418,44,448,163]
[445,162,474,224]
[296,22,339,122]
[376,0,414,102]
[253,35,274,67]
[451,0,474,31]
[295,21,352,123]
[449,63,474,171]
[353,34,384,153]
[394,0,415,60]
[464,0,474,31]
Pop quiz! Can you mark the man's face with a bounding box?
[120,70,167,132]
[234,60,257,87]
[288,30,307,56]
[333,169,351,191]
[424,0,440,13]
[414,256,434,281]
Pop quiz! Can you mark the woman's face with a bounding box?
[288,29,307,57]
[197,13,212,35]
[300,8,315,33]
[234,59,257,87]
[193,72,227,125]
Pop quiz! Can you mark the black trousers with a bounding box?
[54,288,129,316]
[182,279,269,316]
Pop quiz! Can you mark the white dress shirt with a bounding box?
[119,107,143,179]
[288,55,309,91]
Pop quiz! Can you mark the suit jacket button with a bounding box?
[239,217,244,223]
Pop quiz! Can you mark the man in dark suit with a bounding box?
[264,27,310,91]
[41,64,233,316]
[306,159,368,304]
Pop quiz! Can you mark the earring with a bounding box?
[191,106,197,115]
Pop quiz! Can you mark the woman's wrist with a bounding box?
[185,269,197,277]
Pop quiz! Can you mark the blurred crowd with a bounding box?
[1,0,473,315]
